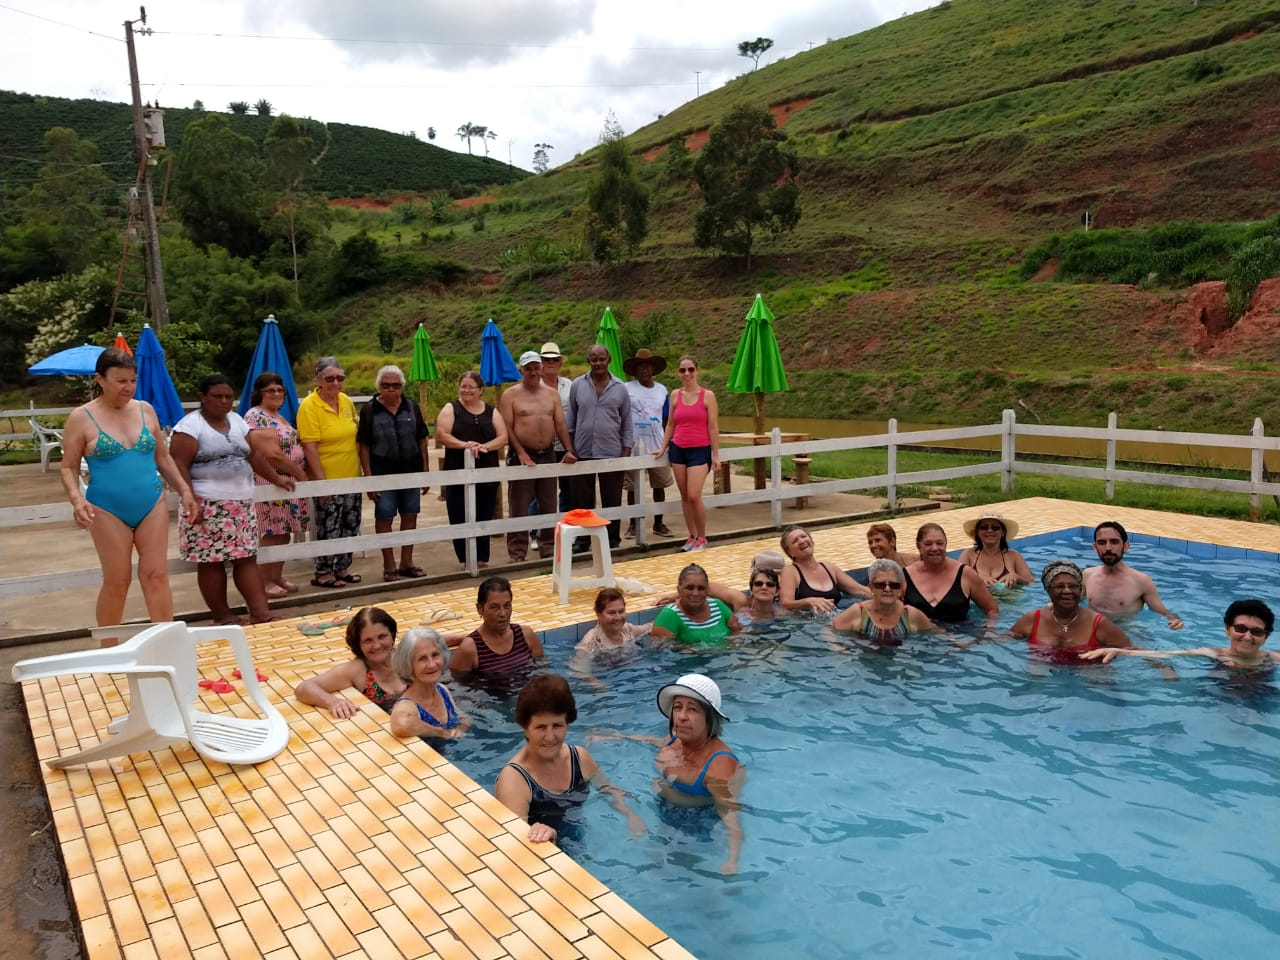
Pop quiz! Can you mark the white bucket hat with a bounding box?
[657,673,730,722]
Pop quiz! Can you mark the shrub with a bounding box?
[1226,232,1280,322]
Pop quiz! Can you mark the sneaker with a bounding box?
[529,535,539,551]
[624,523,636,539]
[652,521,674,537]
[690,537,708,551]
[681,538,696,551]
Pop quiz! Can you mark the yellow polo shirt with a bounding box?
[297,390,360,479]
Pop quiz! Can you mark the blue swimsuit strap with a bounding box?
[664,737,737,796]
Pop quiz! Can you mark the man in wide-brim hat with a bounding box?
[622,349,675,539]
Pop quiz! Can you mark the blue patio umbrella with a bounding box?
[28,343,104,377]
[479,319,521,390]
[134,324,185,428]
[238,314,298,423]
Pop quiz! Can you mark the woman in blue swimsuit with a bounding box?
[389,628,470,747]
[654,673,745,875]
[59,348,199,634]
[495,674,644,844]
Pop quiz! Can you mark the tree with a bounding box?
[582,113,649,266]
[662,136,693,184]
[254,98,273,117]
[693,102,800,271]
[737,37,774,71]
[173,114,267,258]
[264,115,317,293]
[456,122,479,154]
[532,142,553,174]
[228,101,250,114]
[484,128,497,156]
[192,99,205,111]
[427,126,436,141]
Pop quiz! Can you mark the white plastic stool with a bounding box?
[552,522,615,604]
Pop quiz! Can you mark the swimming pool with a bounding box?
[451,533,1279,959]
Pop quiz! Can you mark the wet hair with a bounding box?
[594,587,625,614]
[459,370,485,389]
[314,355,343,378]
[477,575,512,605]
[677,563,708,586]
[198,373,234,395]
[866,558,904,585]
[1224,599,1274,634]
[779,524,808,557]
[866,523,898,545]
[376,364,406,387]
[666,694,723,740]
[751,551,786,573]
[1041,560,1084,593]
[95,347,136,377]
[345,606,398,660]
[1094,521,1128,543]
[250,371,284,407]
[391,627,449,680]
[514,673,577,727]
[916,522,946,546]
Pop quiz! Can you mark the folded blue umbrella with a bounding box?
[479,319,521,387]
[238,314,298,423]
[28,343,104,377]
[134,324,185,428]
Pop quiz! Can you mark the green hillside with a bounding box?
[0,91,523,196]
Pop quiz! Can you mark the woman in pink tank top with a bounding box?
[655,355,720,551]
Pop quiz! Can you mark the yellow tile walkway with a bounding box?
[16,499,1277,959]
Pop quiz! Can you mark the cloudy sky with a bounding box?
[3,0,937,171]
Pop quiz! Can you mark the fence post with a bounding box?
[1250,417,1264,522]
[770,427,783,528]
[1000,409,1016,494]
[634,442,649,549]
[1105,412,1118,503]
[886,417,898,511]
[464,448,478,576]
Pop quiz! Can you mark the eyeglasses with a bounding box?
[379,382,403,390]
[976,523,1003,532]
[678,366,696,373]
[1229,623,1269,638]
[751,579,776,588]
[261,386,284,394]
[322,374,346,383]
[872,581,902,591]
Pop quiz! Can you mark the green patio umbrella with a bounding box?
[595,306,625,380]
[726,293,790,436]
[409,322,441,417]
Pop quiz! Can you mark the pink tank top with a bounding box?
[671,388,710,447]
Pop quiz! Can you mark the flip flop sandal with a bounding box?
[198,678,235,693]
[264,584,289,598]
[383,570,401,582]
[397,566,426,578]
[336,572,363,584]
[297,613,355,636]
[310,577,343,588]
[231,669,269,682]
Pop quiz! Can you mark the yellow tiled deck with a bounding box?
[16,499,1278,959]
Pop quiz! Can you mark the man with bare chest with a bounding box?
[1082,521,1183,629]
[500,351,577,561]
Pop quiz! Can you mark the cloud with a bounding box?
[248,0,597,69]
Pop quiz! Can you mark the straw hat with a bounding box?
[539,342,564,359]
[962,511,1020,540]
[622,348,667,377]
[657,673,730,722]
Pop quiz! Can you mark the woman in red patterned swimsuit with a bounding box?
[294,607,407,716]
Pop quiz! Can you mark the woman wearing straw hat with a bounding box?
[655,673,745,875]
[957,511,1034,589]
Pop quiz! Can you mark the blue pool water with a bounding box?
[450,533,1279,959]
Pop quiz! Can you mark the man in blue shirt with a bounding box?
[567,344,632,548]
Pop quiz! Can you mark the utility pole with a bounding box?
[125,7,169,328]
[695,71,701,97]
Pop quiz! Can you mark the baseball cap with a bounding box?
[539,342,563,359]
[518,350,543,368]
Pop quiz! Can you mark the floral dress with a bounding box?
[244,406,310,536]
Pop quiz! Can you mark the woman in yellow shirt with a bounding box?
[298,356,363,587]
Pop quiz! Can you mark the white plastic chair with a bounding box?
[11,621,289,769]
[29,418,63,472]
[551,521,615,604]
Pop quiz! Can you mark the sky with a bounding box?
[1,0,938,171]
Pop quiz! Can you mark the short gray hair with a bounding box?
[314,355,343,378]
[376,364,406,386]
[866,558,904,584]
[391,627,449,681]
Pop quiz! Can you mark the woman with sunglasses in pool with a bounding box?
[1011,560,1130,663]
[956,511,1033,589]
[832,559,935,643]
[653,355,719,552]
[1081,599,1278,670]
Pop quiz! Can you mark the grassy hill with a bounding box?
[0,91,524,196]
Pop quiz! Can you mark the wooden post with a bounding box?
[1001,408,1016,493]
[1105,412,1118,503]
[1250,417,1264,522]
[463,448,477,576]
[793,456,811,509]
[753,391,766,489]
[770,427,783,528]
[886,417,898,511]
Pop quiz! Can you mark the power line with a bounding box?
[0,1,121,42]
[143,80,695,91]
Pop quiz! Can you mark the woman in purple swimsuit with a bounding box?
[295,606,407,717]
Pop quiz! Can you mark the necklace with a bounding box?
[1050,610,1080,632]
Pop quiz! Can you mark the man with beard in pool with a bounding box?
[1082,521,1184,630]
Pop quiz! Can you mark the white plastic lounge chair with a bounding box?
[11,621,289,768]
[29,418,63,472]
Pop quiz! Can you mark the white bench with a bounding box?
[29,418,63,472]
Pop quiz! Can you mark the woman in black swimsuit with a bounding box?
[903,523,998,623]
[778,524,871,614]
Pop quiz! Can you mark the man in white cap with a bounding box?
[500,351,577,562]
[622,348,675,539]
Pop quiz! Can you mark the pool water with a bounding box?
[451,535,1280,960]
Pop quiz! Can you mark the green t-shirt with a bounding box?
[653,598,733,646]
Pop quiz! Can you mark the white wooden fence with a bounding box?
[1,411,1276,600]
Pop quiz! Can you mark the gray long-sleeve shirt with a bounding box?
[567,373,633,458]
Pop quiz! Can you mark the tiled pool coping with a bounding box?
[14,498,1279,959]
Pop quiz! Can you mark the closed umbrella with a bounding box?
[28,344,104,377]
[409,322,441,417]
[595,306,625,379]
[238,314,298,423]
[134,323,185,428]
[112,332,133,357]
[479,319,521,397]
[726,293,790,437]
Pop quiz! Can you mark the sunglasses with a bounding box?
[261,386,285,394]
[872,581,902,590]
[751,579,777,588]
[1229,622,1268,638]
[379,382,404,390]
[976,523,1003,532]
[322,374,346,383]
[678,366,696,373]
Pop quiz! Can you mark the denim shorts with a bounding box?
[375,487,421,520]
[668,442,712,468]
